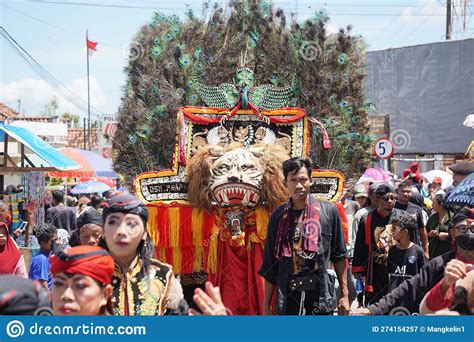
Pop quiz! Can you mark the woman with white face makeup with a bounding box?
[101,194,185,316]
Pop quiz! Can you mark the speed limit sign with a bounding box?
[374,137,394,159]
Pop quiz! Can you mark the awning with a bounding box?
[0,123,79,172]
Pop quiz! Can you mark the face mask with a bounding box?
[455,233,474,251]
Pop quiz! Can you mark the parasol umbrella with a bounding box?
[47,148,117,178]
[71,181,112,195]
[116,186,129,194]
[445,173,474,208]
[78,177,116,188]
[357,168,392,184]
[463,114,474,128]
[422,170,453,188]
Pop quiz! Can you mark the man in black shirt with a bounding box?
[395,181,429,258]
[46,190,76,234]
[259,157,349,315]
[352,183,400,305]
[353,207,474,315]
[386,210,426,292]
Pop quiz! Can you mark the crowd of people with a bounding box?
[0,159,472,316]
[344,161,474,315]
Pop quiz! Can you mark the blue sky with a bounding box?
[1,0,473,119]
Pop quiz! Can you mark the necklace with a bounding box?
[296,250,315,259]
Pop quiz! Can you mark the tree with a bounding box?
[61,112,81,126]
[42,97,58,116]
[113,0,374,186]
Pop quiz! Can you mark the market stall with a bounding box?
[0,123,79,265]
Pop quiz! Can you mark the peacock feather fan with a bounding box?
[113,0,374,187]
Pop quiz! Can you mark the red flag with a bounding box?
[86,39,98,55]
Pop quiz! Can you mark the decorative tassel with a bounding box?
[172,248,182,274]
[179,207,193,248]
[181,247,194,274]
[308,117,331,150]
[253,208,269,242]
[202,210,215,253]
[146,206,159,246]
[191,208,204,246]
[168,207,180,248]
[321,126,331,150]
[193,246,203,272]
[191,209,204,272]
[156,206,170,248]
[157,247,166,262]
[335,202,349,244]
[165,248,174,269]
[206,221,219,274]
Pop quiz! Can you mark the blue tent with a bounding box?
[0,123,79,171]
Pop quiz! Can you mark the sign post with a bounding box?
[374,137,394,171]
[99,114,118,159]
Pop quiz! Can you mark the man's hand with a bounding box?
[189,282,228,316]
[441,260,472,293]
[438,232,450,241]
[351,307,372,315]
[428,230,438,238]
[337,295,350,315]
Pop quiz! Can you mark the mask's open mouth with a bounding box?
[212,182,260,207]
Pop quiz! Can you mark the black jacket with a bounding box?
[367,250,455,315]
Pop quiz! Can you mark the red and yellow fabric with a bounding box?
[146,203,269,276]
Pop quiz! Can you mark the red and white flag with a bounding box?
[86,38,98,56]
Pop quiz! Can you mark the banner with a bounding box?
[99,114,118,158]
[0,316,472,342]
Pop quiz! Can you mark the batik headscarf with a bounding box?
[50,245,114,285]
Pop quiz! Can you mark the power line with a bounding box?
[18,0,469,16]
[23,0,471,8]
[1,3,68,31]
[1,3,131,48]
[0,86,121,93]
[24,0,177,10]
[366,0,413,47]
[0,26,102,119]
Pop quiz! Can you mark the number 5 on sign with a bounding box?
[374,137,394,159]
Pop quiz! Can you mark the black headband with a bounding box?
[102,194,148,226]
[451,207,474,228]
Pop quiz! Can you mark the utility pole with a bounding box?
[86,29,91,150]
[446,0,452,40]
[83,117,86,150]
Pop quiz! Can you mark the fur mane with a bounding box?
[186,142,289,211]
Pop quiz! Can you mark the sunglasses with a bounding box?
[454,223,474,234]
[381,195,397,202]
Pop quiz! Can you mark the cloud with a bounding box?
[400,0,445,23]
[0,76,106,117]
